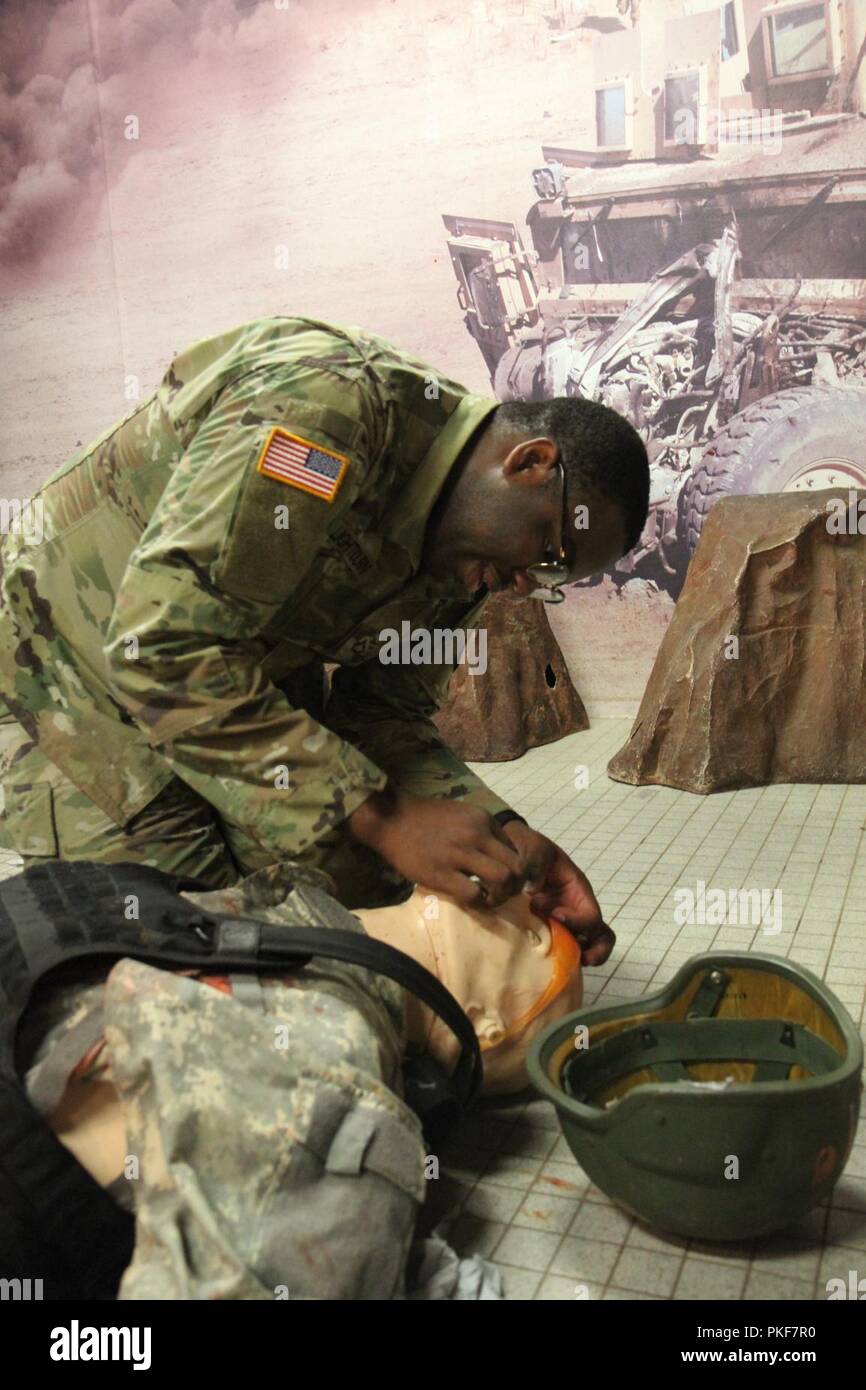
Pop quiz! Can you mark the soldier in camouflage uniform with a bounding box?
[0,318,649,1297]
[0,316,648,949]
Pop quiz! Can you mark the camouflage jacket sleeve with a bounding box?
[325,598,513,819]
[104,370,390,860]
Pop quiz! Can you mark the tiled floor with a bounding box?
[427,718,866,1300]
[3,717,865,1301]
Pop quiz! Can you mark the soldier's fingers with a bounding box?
[457,850,525,905]
[574,922,616,967]
[462,825,524,877]
[436,869,492,910]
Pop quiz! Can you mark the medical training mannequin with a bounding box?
[360,887,583,1094]
[38,881,583,1194]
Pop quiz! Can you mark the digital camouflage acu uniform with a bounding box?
[0,317,513,905]
[20,863,427,1299]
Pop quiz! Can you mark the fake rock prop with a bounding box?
[433,593,588,761]
[608,490,866,792]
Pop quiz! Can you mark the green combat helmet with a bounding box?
[528,952,863,1242]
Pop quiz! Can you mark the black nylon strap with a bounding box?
[242,922,483,1106]
[0,861,482,1107]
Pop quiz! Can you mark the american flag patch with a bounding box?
[256,427,348,502]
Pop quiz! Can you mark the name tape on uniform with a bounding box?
[256,426,348,502]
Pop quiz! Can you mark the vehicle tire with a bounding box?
[682,386,866,555]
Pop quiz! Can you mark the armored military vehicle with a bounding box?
[444,0,866,585]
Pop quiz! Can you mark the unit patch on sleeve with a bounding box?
[256,426,349,502]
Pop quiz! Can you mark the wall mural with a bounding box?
[2,0,864,714]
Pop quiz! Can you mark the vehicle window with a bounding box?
[767,3,829,78]
[596,86,627,148]
[665,71,701,145]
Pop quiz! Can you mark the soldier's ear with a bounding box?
[501,436,558,480]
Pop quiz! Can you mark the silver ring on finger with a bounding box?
[467,872,489,904]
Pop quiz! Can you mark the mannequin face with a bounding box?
[359,887,583,1094]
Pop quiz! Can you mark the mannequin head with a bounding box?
[359,887,583,1093]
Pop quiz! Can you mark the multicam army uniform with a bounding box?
[0,317,514,905]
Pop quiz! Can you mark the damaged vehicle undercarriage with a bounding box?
[494,226,866,583]
[444,115,866,589]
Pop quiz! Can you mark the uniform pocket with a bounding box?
[0,782,58,858]
[253,1079,425,1299]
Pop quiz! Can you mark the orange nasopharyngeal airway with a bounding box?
[484,920,582,1048]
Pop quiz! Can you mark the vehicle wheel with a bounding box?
[682,386,866,554]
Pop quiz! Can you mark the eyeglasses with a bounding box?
[526,462,570,604]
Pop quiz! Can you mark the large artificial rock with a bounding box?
[608,490,866,792]
[434,593,588,761]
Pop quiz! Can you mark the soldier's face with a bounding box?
[430,434,627,599]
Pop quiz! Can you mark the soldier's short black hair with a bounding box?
[492,396,650,554]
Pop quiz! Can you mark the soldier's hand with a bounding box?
[502,821,616,966]
[347,789,526,908]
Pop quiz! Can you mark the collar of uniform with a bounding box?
[383,393,498,568]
